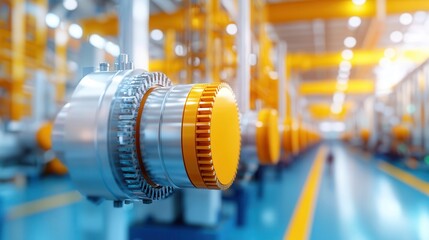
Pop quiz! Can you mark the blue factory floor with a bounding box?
[1,142,429,240]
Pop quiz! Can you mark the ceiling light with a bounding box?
[333,92,345,103]
[150,29,163,41]
[336,83,348,91]
[390,31,403,43]
[105,41,120,57]
[337,77,348,84]
[55,30,68,45]
[330,104,343,115]
[344,36,357,48]
[340,61,352,71]
[384,48,396,59]
[175,45,186,56]
[348,16,362,28]
[45,13,60,28]
[226,23,238,35]
[414,11,427,24]
[379,57,392,67]
[399,13,413,25]
[338,71,350,79]
[89,34,106,49]
[341,49,354,60]
[63,0,78,11]
[68,23,83,39]
[352,0,366,6]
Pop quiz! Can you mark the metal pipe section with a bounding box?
[140,85,195,188]
[119,0,149,69]
[277,43,287,122]
[237,0,251,113]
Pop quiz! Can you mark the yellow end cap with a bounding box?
[182,83,240,190]
[36,122,52,151]
[360,129,371,142]
[282,121,293,155]
[392,124,410,142]
[256,109,280,165]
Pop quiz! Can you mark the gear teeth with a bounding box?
[194,83,239,189]
[110,71,174,200]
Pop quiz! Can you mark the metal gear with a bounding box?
[109,71,174,200]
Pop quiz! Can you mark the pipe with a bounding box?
[277,42,287,122]
[237,0,251,113]
[119,0,149,69]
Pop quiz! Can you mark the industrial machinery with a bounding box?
[238,109,280,181]
[52,54,241,205]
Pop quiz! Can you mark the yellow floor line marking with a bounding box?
[284,146,327,240]
[7,191,82,220]
[379,162,429,196]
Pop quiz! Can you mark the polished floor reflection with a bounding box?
[1,143,428,240]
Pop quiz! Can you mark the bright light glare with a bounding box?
[226,23,238,35]
[175,45,186,56]
[399,13,413,25]
[45,13,60,28]
[338,71,350,79]
[341,49,354,60]
[337,83,348,91]
[55,30,68,45]
[105,41,120,57]
[390,31,403,43]
[320,121,345,132]
[379,57,392,67]
[250,53,257,66]
[333,92,345,103]
[150,29,163,41]
[344,36,357,48]
[348,16,362,28]
[68,23,83,39]
[89,34,106,49]
[352,0,366,6]
[340,61,352,72]
[414,11,427,24]
[330,104,343,115]
[63,0,78,11]
[384,48,396,59]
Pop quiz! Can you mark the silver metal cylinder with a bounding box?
[140,85,194,188]
[53,70,137,200]
[237,111,258,181]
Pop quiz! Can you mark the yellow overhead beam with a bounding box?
[307,102,351,120]
[80,7,231,37]
[267,0,429,23]
[299,79,374,95]
[80,10,189,37]
[288,48,429,71]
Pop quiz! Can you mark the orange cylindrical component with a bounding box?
[282,120,293,156]
[45,158,68,175]
[256,109,280,165]
[360,128,371,144]
[391,124,410,142]
[36,122,53,151]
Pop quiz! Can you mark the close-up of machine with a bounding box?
[52,54,241,204]
[1,0,429,240]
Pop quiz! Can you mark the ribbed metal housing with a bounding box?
[140,85,195,188]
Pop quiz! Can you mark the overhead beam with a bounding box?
[266,0,429,23]
[80,10,188,37]
[80,7,231,37]
[307,102,351,120]
[288,48,429,71]
[299,79,374,95]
